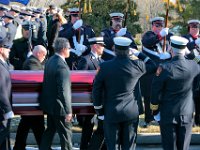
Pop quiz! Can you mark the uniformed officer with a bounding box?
[100,12,143,117]
[59,8,95,69]
[92,37,156,150]
[183,20,200,56]
[140,17,173,127]
[9,5,22,27]
[0,25,14,150]
[0,6,9,25]
[46,4,57,49]
[101,12,137,61]
[9,21,37,70]
[77,37,106,150]
[32,8,48,48]
[150,36,200,150]
[3,13,17,46]
[182,20,200,126]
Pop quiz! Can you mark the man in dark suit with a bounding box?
[13,45,47,150]
[151,36,200,150]
[77,37,106,150]
[92,37,156,149]
[40,38,73,150]
[0,26,14,150]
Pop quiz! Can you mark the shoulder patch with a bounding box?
[156,66,162,76]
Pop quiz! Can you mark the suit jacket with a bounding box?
[22,55,44,70]
[77,52,103,70]
[151,55,200,123]
[40,55,72,116]
[9,38,37,70]
[92,56,156,123]
[0,60,12,121]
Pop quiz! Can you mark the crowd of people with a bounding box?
[0,3,200,150]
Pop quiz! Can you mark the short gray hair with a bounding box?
[53,38,70,53]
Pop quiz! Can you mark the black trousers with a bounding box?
[40,114,72,150]
[160,119,193,150]
[104,119,138,150]
[0,119,11,150]
[143,95,154,123]
[13,116,45,150]
[87,119,107,150]
[77,115,94,150]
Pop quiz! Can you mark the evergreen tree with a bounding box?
[170,0,200,35]
[61,0,142,36]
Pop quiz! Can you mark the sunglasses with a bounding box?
[71,14,79,17]
[112,18,123,22]
[153,23,164,27]
[189,24,199,28]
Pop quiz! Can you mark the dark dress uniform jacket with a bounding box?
[59,23,95,69]
[101,28,137,60]
[10,38,37,70]
[101,28,137,50]
[151,55,200,123]
[92,56,156,123]
[40,55,72,116]
[183,34,199,51]
[77,52,103,70]
[141,31,172,97]
[0,60,12,121]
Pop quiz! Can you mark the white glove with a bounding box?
[98,115,104,120]
[75,44,87,53]
[159,28,169,37]
[70,48,82,57]
[27,51,33,58]
[129,48,140,57]
[116,28,127,36]
[73,19,83,30]
[153,112,160,122]
[91,115,98,125]
[3,111,14,120]
[195,38,200,46]
[159,52,171,60]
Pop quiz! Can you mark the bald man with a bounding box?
[13,45,47,150]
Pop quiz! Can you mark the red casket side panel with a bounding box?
[11,70,96,115]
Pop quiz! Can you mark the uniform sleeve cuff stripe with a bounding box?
[94,105,103,109]
[150,103,159,111]
[144,57,150,63]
